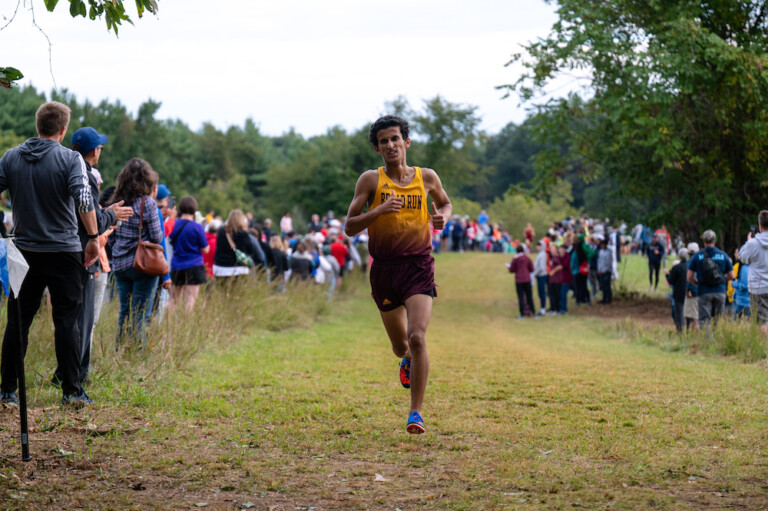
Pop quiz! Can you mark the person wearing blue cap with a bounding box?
[51,127,133,389]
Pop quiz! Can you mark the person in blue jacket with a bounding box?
[732,260,750,318]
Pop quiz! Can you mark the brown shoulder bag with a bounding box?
[133,197,170,277]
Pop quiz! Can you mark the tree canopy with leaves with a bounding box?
[507,0,768,250]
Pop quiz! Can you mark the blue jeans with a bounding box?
[734,303,751,319]
[560,283,571,313]
[536,275,548,310]
[114,268,159,346]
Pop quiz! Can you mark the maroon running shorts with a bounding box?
[369,255,437,312]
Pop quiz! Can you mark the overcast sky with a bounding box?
[3,0,560,137]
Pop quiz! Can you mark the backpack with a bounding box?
[700,250,724,288]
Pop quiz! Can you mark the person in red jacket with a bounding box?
[508,249,535,318]
[329,234,349,289]
[202,220,220,279]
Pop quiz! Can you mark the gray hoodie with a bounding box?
[0,138,93,252]
[533,248,548,277]
[739,232,768,295]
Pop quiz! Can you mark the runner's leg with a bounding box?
[379,306,409,360]
[403,293,432,414]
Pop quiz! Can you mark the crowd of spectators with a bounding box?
[493,212,765,339]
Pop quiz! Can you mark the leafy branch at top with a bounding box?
[2,0,159,88]
[43,0,158,36]
[0,67,24,90]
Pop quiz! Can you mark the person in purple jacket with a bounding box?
[508,249,535,318]
[168,196,209,313]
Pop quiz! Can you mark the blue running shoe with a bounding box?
[399,358,411,389]
[407,411,425,434]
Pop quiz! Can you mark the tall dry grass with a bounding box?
[9,274,332,396]
[612,314,767,363]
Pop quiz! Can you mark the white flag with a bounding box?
[5,238,29,297]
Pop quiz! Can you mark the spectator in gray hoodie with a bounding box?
[0,102,100,407]
[597,238,613,304]
[739,210,768,335]
[533,240,549,315]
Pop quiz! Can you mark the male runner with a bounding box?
[344,115,452,434]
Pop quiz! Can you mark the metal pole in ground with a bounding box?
[12,289,30,462]
[6,235,31,462]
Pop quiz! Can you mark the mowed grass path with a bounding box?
[3,252,768,509]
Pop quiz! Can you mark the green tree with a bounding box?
[0,85,46,136]
[262,125,377,226]
[196,174,251,218]
[481,120,537,203]
[488,180,578,242]
[410,96,490,198]
[449,196,483,220]
[506,0,768,251]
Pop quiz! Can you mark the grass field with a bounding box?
[1,252,767,509]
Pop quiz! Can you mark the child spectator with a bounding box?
[732,256,750,319]
[203,220,220,279]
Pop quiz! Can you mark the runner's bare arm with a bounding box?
[422,168,451,230]
[344,170,403,236]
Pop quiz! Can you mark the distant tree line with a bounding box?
[1,86,610,236]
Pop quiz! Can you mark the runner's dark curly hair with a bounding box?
[112,158,158,204]
[368,115,410,147]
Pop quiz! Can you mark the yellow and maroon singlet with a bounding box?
[368,166,431,261]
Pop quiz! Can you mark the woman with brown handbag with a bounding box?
[109,158,164,347]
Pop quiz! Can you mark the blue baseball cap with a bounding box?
[71,127,108,154]
[156,184,171,200]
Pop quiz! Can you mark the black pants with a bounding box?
[54,269,95,382]
[649,261,661,289]
[599,273,612,304]
[1,250,85,396]
[516,282,534,316]
[672,300,684,333]
[548,282,561,313]
[575,274,591,304]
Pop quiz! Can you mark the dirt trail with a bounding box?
[568,292,673,327]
